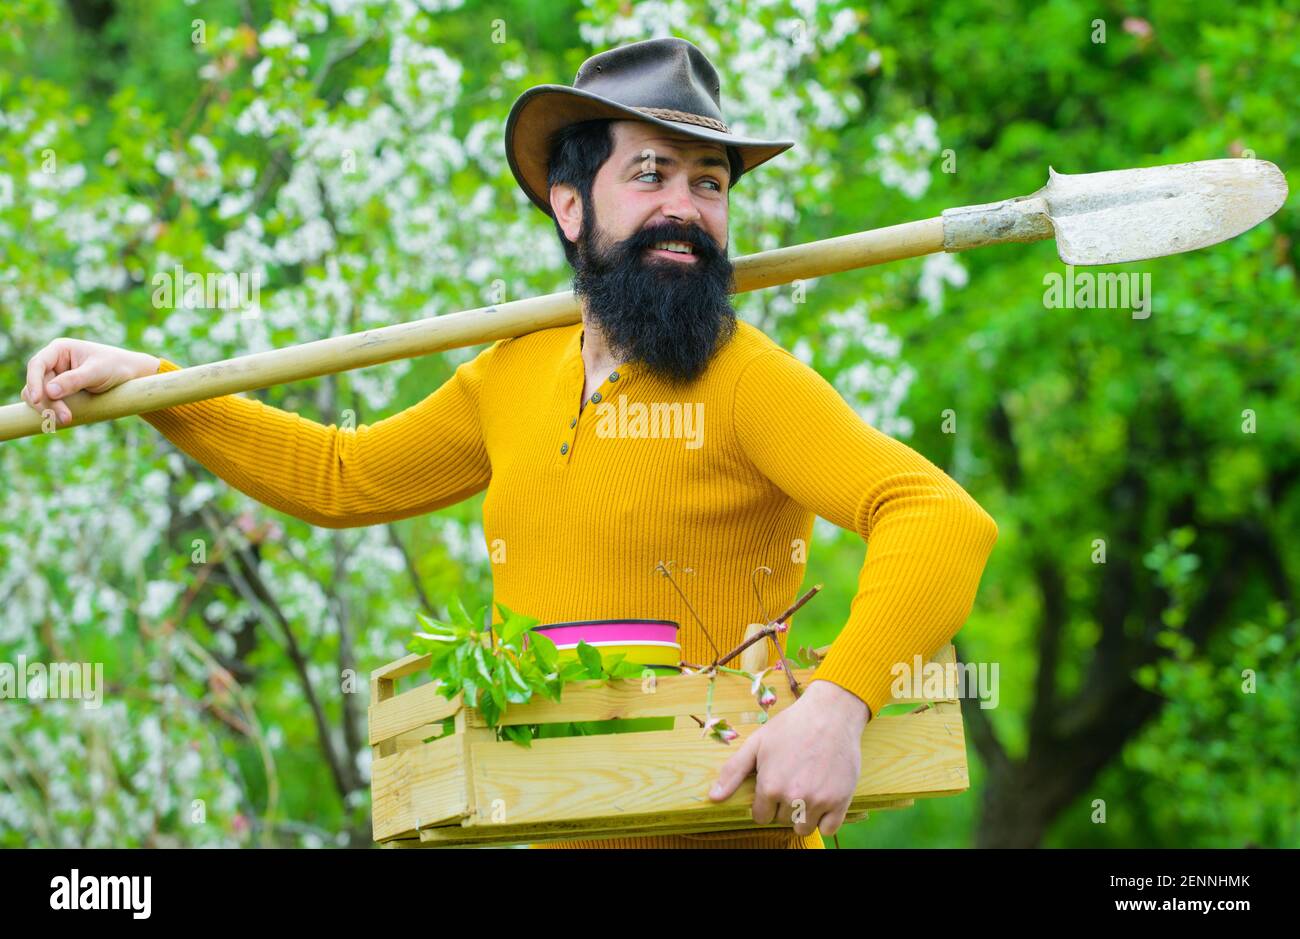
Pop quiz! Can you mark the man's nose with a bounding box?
[659,177,702,226]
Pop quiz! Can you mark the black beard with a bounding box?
[570,209,738,385]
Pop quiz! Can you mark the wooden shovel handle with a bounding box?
[0,217,943,442]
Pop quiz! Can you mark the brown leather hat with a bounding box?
[505,36,795,217]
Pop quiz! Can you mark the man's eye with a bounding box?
[635,171,723,192]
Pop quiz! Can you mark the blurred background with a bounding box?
[1,0,1296,848]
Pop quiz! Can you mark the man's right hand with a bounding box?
[22,338,160,427]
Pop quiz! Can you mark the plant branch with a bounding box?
[198,504,360,801]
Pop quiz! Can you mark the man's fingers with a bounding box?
[751,786,779,825]
[40,366,65,423]
[25,342,66,408]
[817,803,849,838]
[709,730,758,802]
[20,384,42,415]
[46,362,102,398]
[26,354,52,409]
[20,381,69,425]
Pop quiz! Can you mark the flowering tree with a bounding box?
[1,0,909,847]
[2,0,1295,848]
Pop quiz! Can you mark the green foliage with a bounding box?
[1,0,1295,848]
[407,597,646,746]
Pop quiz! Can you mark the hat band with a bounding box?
[630,105,730,134]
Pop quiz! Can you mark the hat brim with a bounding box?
[505,84,795,217]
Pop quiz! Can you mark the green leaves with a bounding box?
[498,606,538,645]
[575,639,603,676]
[608,657,648,679]
[406,598,662,747]
[408,612,467,665]
[500,725,534,748]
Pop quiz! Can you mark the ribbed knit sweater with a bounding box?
[142,318,997,850]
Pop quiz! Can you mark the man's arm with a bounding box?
[139,349,498,528]
[23,337,499,528]
[732,346,998,722]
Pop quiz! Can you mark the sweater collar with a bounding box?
[566,322,637,383]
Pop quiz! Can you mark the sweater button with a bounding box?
[569,417,576,428]
[560,442,569,454]
[591,391,602,403]
[609,371,619,382]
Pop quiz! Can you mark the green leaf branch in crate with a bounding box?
[406,584,826,749]
[405,596,660,748]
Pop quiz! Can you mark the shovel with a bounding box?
[0,157,1286,443]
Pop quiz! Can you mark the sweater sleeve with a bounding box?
[732,347,998,721]
[139,343,501,528]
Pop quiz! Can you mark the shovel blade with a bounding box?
[1044,158,1288,265]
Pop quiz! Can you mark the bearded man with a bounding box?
[21,37,997,850]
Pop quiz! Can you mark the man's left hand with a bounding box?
[707,678,870,838]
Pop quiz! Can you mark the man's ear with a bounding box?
[550,182,583,244]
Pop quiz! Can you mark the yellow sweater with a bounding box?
[142,319,997,850]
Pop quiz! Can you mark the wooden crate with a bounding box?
[369,643,968,847]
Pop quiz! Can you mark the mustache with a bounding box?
[616,222,726,262]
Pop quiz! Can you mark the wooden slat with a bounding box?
[457,709,498,824]
[418,816,831,846]
[369,681,462,746]
[466,672,788,726]
[370,734,471,841]
[454,711,964,830]
[371,652,433,683]
[914,644,966,715]
[455,654,960,730]
[410,799,918,847]
[809,641,965,701]
[370,674,397,760]
[740,622,771,674]
[368,644,961,744]
[392,723,448,752]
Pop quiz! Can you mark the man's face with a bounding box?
[555,120,738,385]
